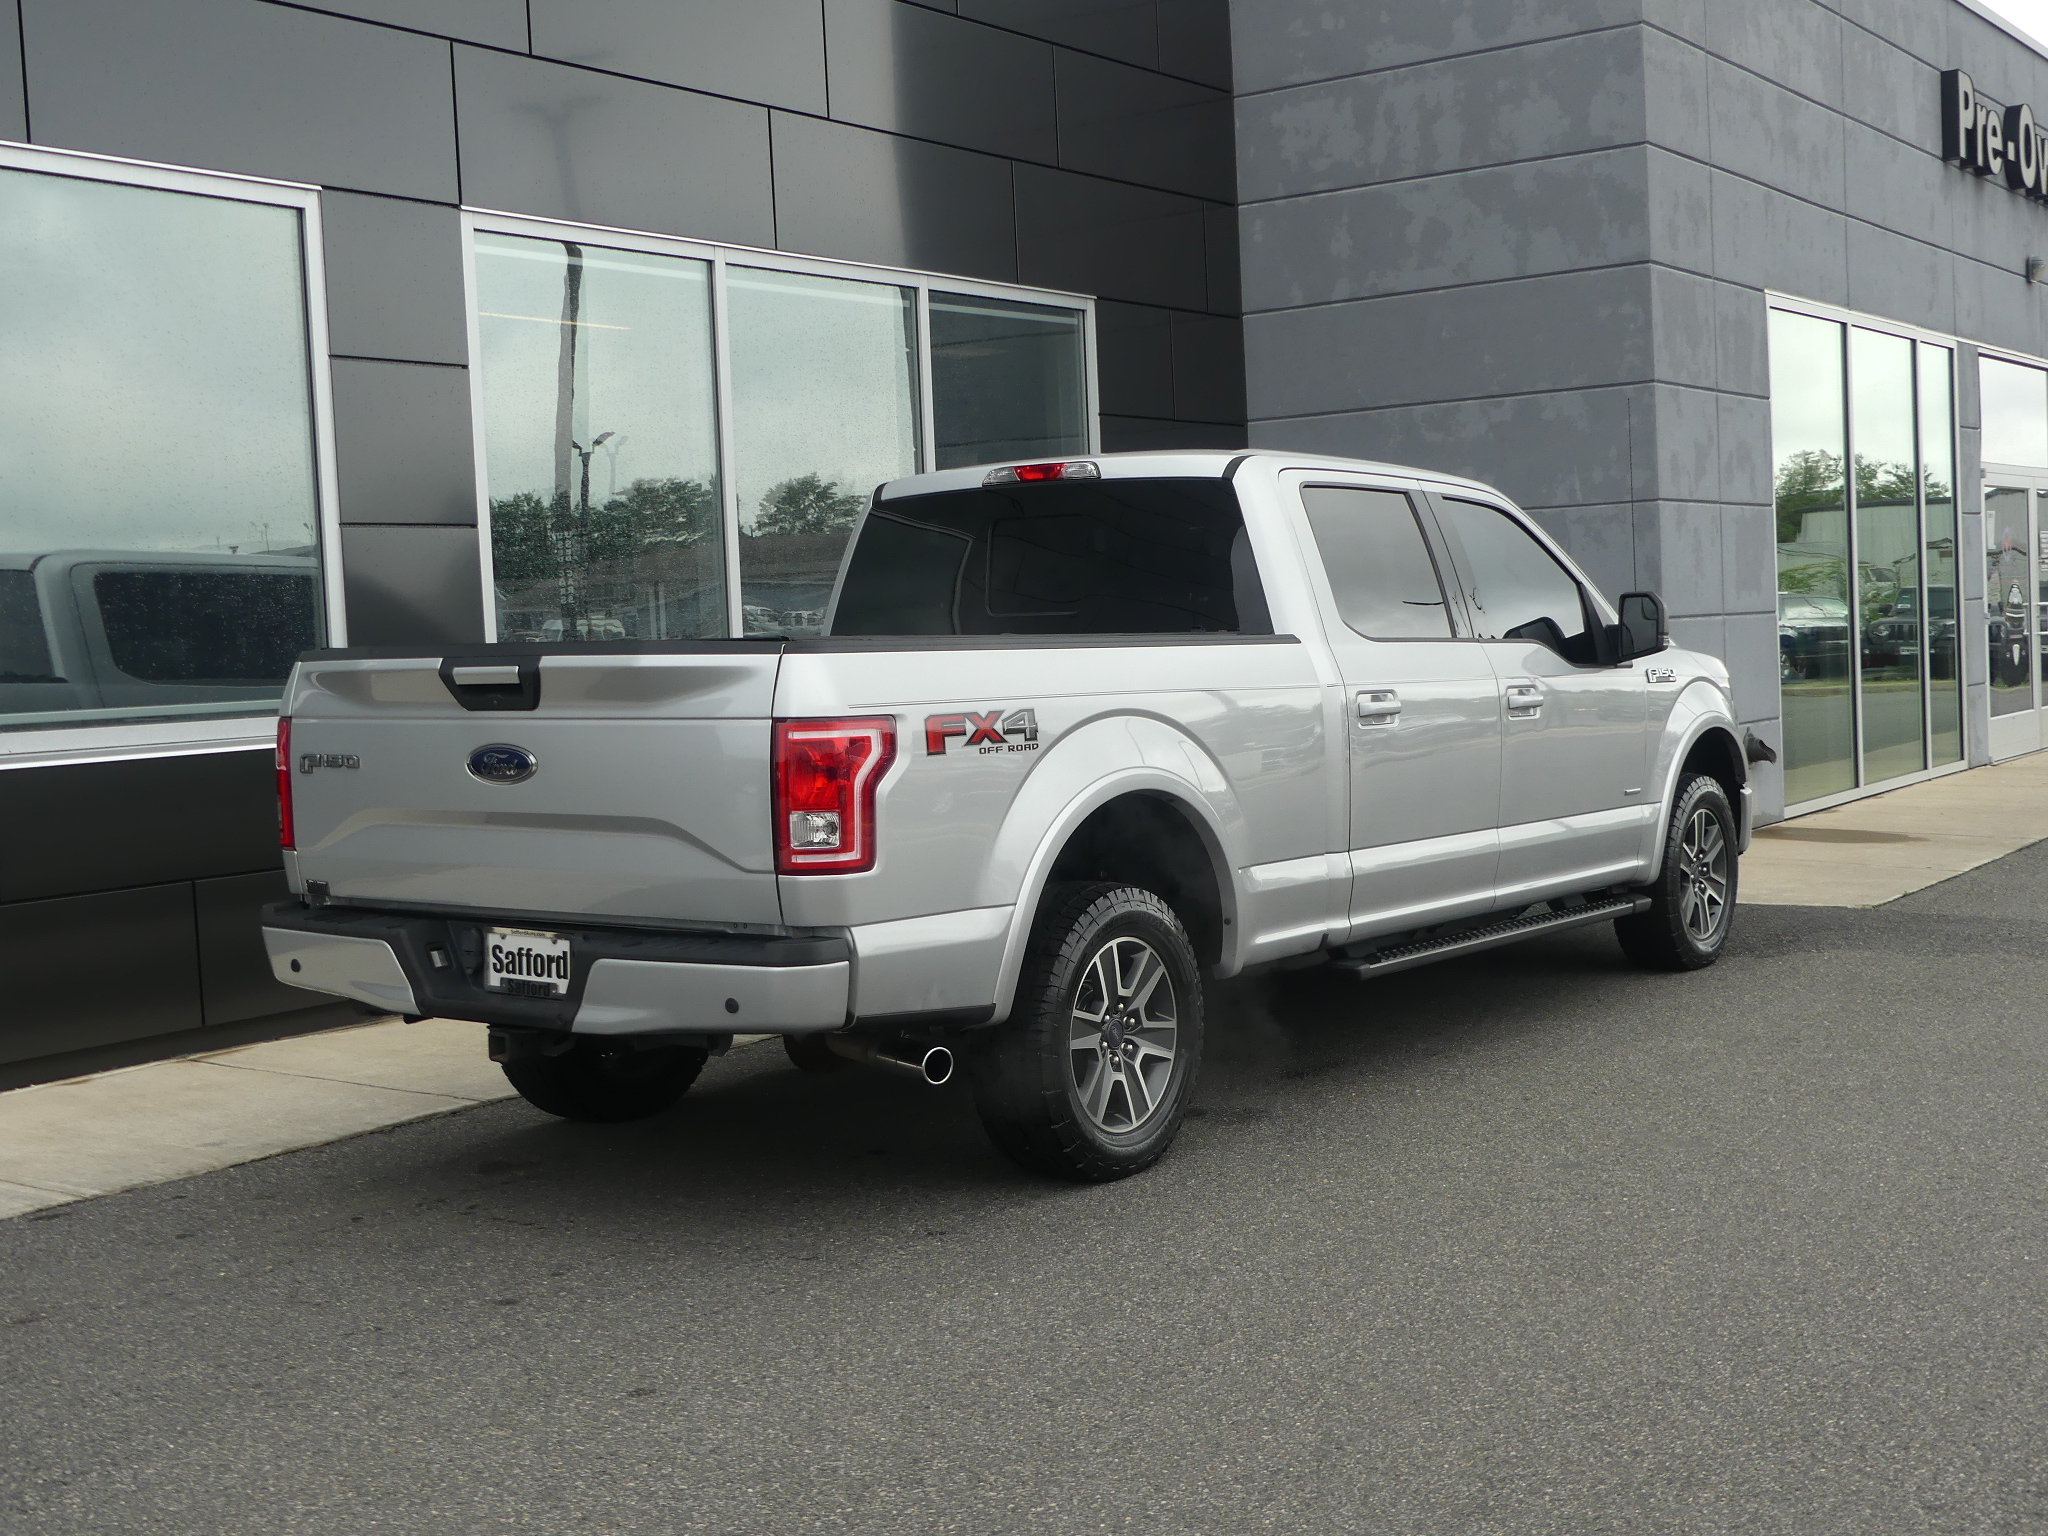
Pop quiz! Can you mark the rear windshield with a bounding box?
[829,478,1270,637]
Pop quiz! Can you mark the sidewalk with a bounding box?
[7,754,2046,1219]
[1741,751,2048,906]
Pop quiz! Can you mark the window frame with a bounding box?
[459,208,1100,642]
[0,140,344,772]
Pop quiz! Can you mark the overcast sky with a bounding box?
[1980,0,2048,48]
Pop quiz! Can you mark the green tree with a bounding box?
[752,472,864,536]
[1774,448,1844,543]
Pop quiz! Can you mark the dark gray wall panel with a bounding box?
[281,0,528,48]
[1235,27,1644,202]
[455,47,774,246]
[196,869,308,1026]
[340,524,486,646]
[958,0,1157,69]
[1054,50,1232,201]
[1014,165,1208,309]
[0,885,202,1064]
[531,0,826,115]
[0,751,279,904]
[321,192,470,366]
[22,0,458,201]
[331,360,477,525]
[1100,415,1244,450]
[1096,301,1175,419]
[1170,311,1244,424]
[771,113,1015,281]
[825,0,1056,163]
[1230,0,1638,94]
[1204,205,1239,315]
[1155,0,1231,89]
[0,1,23,142]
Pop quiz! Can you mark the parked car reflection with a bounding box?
[1778,592,1851,681]
[1863,586,1958,678]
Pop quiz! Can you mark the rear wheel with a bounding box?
[969,882,1203,1183]
[1616,773,1737,971]
[502,1038,708,1123]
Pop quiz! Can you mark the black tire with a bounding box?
[1615,773,1738,971]
[502,1038,708,1123]
[968,882,1204,1183]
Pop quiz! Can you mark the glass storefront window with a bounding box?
[0,164,326,736]
[468,225,1095,641]
[474,235,724,643]
[1850,327,1924,785]
[1772,310,1855,804]
[1981,357,2048,467]
[727,268,920,636]
[1986,487,2033,719]
[1920,344,1962,767]
[931,294,1088,470]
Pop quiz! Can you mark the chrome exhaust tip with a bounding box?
[825,1036,954,1086]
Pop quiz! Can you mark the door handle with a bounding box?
[1355,688,1401,725]
[1504,681,1543,719]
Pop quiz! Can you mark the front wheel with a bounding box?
[1615,774,1737,971]
[502,1038,708,1122]
[968,883,1204,1182]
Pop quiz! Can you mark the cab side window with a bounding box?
[1300,487,1453,639]
[1436,498,1596,663]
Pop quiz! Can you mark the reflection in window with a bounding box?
[1921,344,1962,766]
[1850,327,1924,785]
[0,168,323,731]
[1987,487,2033,719]
[1771,310,1854,804]
[474,235,724,643]
[728,268,920,635]
[1981,356,2048,467]
[1300,487,1452,639]
[931,294,1088,470]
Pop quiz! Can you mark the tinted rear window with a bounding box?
[0,570,57,682]
[94,570,318,683]
[829,478,1270,636]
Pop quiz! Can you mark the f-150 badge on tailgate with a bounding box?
[926,707,1041,756]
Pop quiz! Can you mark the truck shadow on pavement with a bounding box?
[412,923,1654,1215]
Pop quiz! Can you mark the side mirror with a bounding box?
[1614,590,1667,662]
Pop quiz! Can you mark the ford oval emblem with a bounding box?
[467,743,537,785]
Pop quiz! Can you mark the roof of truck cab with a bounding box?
[875,449,1513,503]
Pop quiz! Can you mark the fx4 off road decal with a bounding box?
[926,707,1041,756]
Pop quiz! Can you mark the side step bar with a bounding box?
[1331,895,1651,979]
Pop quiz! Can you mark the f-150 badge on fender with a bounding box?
[926,707,1041,756]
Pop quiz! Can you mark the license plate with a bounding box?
[484,927,572,997]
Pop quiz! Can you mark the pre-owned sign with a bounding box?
[1943,69,2048,196]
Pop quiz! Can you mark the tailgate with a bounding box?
[285,648,782,925]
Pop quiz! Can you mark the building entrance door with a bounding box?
[1985,480,2047,761]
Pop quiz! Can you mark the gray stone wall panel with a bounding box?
[1704,57,1846,212]
[1706,171,1849,305]
[531,0,828,114]
[1702,0,1843,112]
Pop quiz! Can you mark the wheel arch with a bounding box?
[1644,687,1749,878]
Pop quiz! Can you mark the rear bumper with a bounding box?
[261,902,851,1036]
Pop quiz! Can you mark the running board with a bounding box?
[1331,895,1651,979]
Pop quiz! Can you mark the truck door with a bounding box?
[1288,476,1502,938]
[1425,494,1651,902]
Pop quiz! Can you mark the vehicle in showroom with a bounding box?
[263,451,1749,1181]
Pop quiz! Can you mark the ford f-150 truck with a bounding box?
[263,450,1749,1181]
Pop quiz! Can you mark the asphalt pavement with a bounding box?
[8,846,2048,1534]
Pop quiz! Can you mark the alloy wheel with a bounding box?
[1067,936,1179,1132]
[1677,807,1729,944]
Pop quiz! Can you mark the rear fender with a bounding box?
[1639,683,1747,879]
[980,714,1246,1025]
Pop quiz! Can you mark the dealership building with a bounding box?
[6,0,2048,1070]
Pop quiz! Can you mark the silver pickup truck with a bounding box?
[264,449,1749,1181]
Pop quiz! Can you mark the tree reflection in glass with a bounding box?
[474,234,724,642]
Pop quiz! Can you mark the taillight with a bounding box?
[772,716,895,874]
[276,716,295,850]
